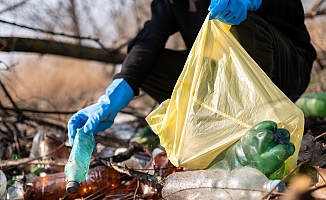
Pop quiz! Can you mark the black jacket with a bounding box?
[114,0,316,96]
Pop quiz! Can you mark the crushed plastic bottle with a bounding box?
[295,93,326,118]
[0,170,6,199]
[64,128,94,194]
[24,165,121,200]
[206,121,295,179]
[162,167,286,200]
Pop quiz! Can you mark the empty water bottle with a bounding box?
[162,166,286,200]
[64,128,94,194]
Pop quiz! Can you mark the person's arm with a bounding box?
[114,0,178,96]
[67,1,179,146]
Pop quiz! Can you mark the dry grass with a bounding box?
[0,52,157,127]
[1,53,114,111]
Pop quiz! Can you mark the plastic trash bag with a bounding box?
[145,15,304,178]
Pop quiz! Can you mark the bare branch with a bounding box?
[0,37,126,64]
[305,0,326,18]
[0,0,29,14]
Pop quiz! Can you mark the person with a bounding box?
[67,0,316,146]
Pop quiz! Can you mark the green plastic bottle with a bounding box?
[64,128,94,194]
[295,93,326,118]
[206,121,295,178]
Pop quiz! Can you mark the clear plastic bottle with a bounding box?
[162,167,286,200]
[225,167,286,200]
[64,128,94,194]
[162,167,229,200]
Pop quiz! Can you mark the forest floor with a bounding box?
[1,114,326,199]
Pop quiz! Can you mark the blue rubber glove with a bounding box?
[209,0,262,25]
[67,78,134,146]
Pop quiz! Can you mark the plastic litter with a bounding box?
[162,166,286,200]
[64,128,94,194]
[206,121,295,178]
[24,166,120,200]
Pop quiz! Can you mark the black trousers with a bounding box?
[140,13,311,103]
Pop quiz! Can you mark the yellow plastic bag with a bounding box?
[146,15,304,177]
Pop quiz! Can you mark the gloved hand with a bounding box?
[209,0,262,25]
[67,78,134,146]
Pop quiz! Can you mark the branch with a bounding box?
[0,37,126,64]
[0,158,68,167]
[305,8,326,18]
[305,0,326,18]
[0,0,29,14]
[1,142,65,171]
[110,162,164,186]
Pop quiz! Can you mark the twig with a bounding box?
[109,161,164,186]
[305,0,326,18]
[0,0,29,14]
[1,142,65,171]
[0,80,20,112]
[0,158,68,167]
[315,131,326,139]
[0,19,111,53]
[100,142,150,163]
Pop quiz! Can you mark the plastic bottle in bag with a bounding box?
[24,165,121,200]
[295,93,326,118]
[162,167,286,200]
[64,128,94,194]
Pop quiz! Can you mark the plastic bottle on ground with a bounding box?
[225,167,285,200]
[24,165,121,200]
[162,167,286,200]
[64,128,94,194]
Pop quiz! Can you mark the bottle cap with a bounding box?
[267,180,286,192]
[66,181,80,194]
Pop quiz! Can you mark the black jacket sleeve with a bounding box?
[114,0,210,96]
[114,0,177,96]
